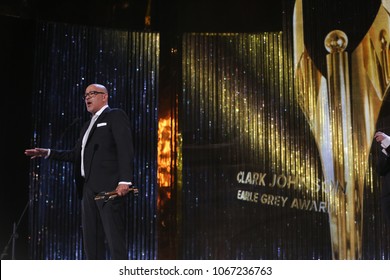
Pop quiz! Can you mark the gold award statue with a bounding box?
[293,0,390,259]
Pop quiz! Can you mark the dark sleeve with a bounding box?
[111,109,134,182]
[376,147,390,176]
[49,147,78,162]
[386,145,390,155]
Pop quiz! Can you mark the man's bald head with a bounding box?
[86,83,108,94]
[84,83,109,114]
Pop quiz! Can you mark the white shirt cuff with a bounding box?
[118,181,132,186]
[45,149,51,159]
[381,136,390,149]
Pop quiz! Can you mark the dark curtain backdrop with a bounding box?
[28,21,159,260]
[0,15,33,260]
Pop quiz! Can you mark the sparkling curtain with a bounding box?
[180,30,390,259]
[29,21,158,260]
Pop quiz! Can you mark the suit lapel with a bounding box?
[86,107,110,144]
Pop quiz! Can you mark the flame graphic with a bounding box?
[158,116,175,188]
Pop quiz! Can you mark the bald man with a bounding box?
[25,83,134,259]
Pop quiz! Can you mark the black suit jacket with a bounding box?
[376,146,390,222]
[49,107,134,198]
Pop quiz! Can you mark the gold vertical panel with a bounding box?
[292,0,390,259]
[181,32,328,259]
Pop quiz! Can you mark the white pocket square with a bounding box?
[97,122,107,127]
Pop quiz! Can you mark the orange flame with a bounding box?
[157,116,175,187]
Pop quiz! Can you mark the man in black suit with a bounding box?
[374,131,390,223]
[25,83,134,259]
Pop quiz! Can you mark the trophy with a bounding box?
[293,0,390,259]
